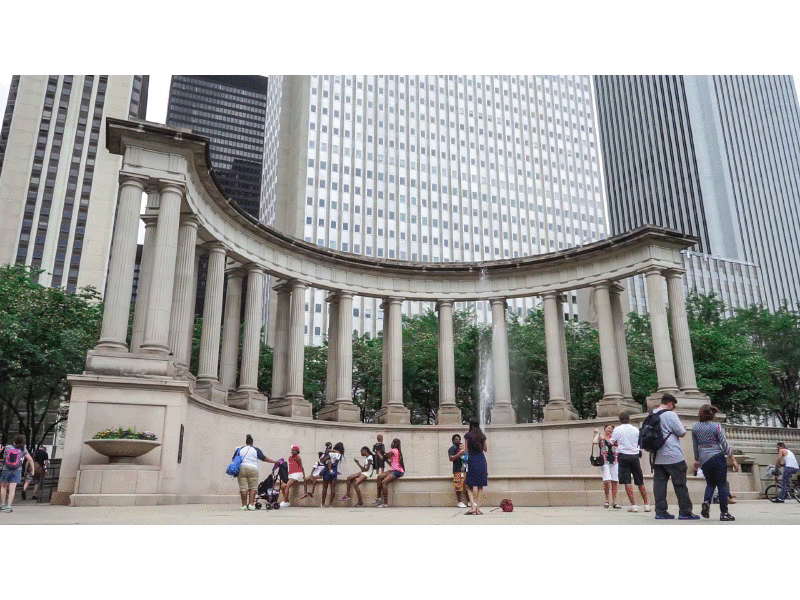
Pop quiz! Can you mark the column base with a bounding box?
[646,391,709,412]
[543,400,580,422]
[227,390,267,413]
[435,405,463,426]
[85,349,178,378]
[268,396,312,419]
[195,379,228,404]
[317,402,361,423]
[376,405,411,425]
[595,397,643,418]
[489,404,516,424]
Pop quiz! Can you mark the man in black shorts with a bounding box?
[610,412,650,512]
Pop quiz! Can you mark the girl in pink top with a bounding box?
[375,438,405,507]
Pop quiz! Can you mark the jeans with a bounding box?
[701,453,728,514]
[780,466,798,500]
[653,460,693,516]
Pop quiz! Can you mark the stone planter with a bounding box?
[84,439,161,464]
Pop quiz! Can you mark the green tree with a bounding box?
[565,319,603,418]
[625,312,657,407]
[401,310,440,424]
[303,344,328,417]
[351,333,382,421]
[0,264,103,447]
[507,310,548,422]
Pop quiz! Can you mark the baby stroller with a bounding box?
[255,459,288,510]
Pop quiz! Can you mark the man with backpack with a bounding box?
[640,393,700,520]
[0,435,35,513]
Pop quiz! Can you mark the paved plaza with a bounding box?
[1,499,797,525]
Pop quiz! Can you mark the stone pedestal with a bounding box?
[376,404,411,424]
[318,402,361,423]
[489,403,516,424]
[268,397,313,419]
[84,349,178,378]
[227,390,268,413]
[543,400,579,422]
[195,380,228,404]
[646,391,710,412]
[435,405,463,426]
[70,464,176,506]
[595,398,643,418]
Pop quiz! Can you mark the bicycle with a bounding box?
[764,473,800,502]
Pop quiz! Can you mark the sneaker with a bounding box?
[701,502,710,519]
[628,505,639,512]
[247,504,256,511]
[655,512,675,519]
[679,513,701,520]
[772,499,785,503]
[720,513,735,521]
[2,507,11,513]
[31,496,37,500]
[240,505,248,511]
[21,491,26,500]
[644,505,651,512]
[457,502,467,508]
[0,504,6,511]
[279,501,290,508]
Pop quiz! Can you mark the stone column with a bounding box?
[219,269,244,391]
[542,291,578,421]
[130,184,159,352]
[645,268,679,407]
[489,298,515,424]
[140,181,184,353]
[610,284,634,402]
[269,283,291,406]
[665,270,700,395]
[96,173,148,350]
[196,242,227,403]
[325,293,340,407]
[270,280,312,418]
[320,292,360,422]
[377,298,410,424]
[168,214,199,368]
[556,294,571,404]
[436,300,461,425]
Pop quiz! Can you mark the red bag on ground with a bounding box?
[500,498,514,512]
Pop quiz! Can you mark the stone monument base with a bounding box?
[317,401,361,422]
[646,390,710,412]
[227,390,267,413]
[376,404,411,424]
[543,400,580,422]
[489,404,516,424]
[435,405,463,426]
[594,397,643,419]
[268,396,312,419]
[194,379,227,404]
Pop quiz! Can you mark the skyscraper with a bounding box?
[593,75,800,313]
[166,75,268,219]
[262,75,608,344]
[0,75,148,294]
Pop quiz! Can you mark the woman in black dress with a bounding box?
[464,419,487,515]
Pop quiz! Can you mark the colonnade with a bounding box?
[94,171,703,425]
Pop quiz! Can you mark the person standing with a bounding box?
[22,445,49,501]
[592,424,620,509]
[233,434,276,511]
[464,419,487,516]
[448,434,467,508]
[650,393,699,520]
[772,442,799,503]
[610,413,650,513]
[0,435,35,512]
[692,405,737,521]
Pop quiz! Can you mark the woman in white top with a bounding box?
[342,446,375,506]
[233,434,276,511]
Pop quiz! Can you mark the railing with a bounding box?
[723,425,800,444]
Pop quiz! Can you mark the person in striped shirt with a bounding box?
[692,405,738,521]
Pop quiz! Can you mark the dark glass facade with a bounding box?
[166,75,268,220]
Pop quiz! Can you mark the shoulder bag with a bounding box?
[590,443,604,467]
[226,446,244,477]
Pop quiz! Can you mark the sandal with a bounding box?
[603,502,610,508]
[612,504,622,509]
[341,496,350,501]
[300,493,311,499]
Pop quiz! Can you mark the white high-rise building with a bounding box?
[262,75,608,344]
[0,75,148,295]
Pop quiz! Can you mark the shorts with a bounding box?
[601,461,619,482]
[391,470,404,479]
[288,472,303,482]
[322,471,338,482]
[617,454,644,486]
[374,456,385,470]
[1,469,23,484]
[453,471,465,492]
[237,465,259,492]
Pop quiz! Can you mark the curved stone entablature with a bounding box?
[106,118,697,301]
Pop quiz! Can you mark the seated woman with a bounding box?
[375,438,405,508]
[342,446,375,506]
[280,445,304,508]
[302,442,331,499]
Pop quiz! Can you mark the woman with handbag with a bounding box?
[232,434,277,511]
[592,425,620,509]
[464,419,488,515]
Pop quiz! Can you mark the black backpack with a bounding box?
[638,410,672,453]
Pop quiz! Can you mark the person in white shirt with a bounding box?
[773,442,799,503]
[610,412,650,513]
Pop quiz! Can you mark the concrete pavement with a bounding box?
[0,498,797,525]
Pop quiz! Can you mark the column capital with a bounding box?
[201,241,227,255]
[242,262,265,275]
[663,268,686,280]
[140,213,158,227]
[326,291,341,305]
[118,171,149,189]
[436,299,455,311]
[539,290,560,301]
[642,266,665,278]
[289,279,308,291]
[380,297,404,309]
[157,179,186,195]
[488,297,508,309]
[225,267,246,281]
[179,213,200,228]
[592,280,615,291]
[610,281,626,295]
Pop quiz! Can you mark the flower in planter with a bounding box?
[92,427,158,441]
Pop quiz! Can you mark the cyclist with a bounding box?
[772,442,799,503]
